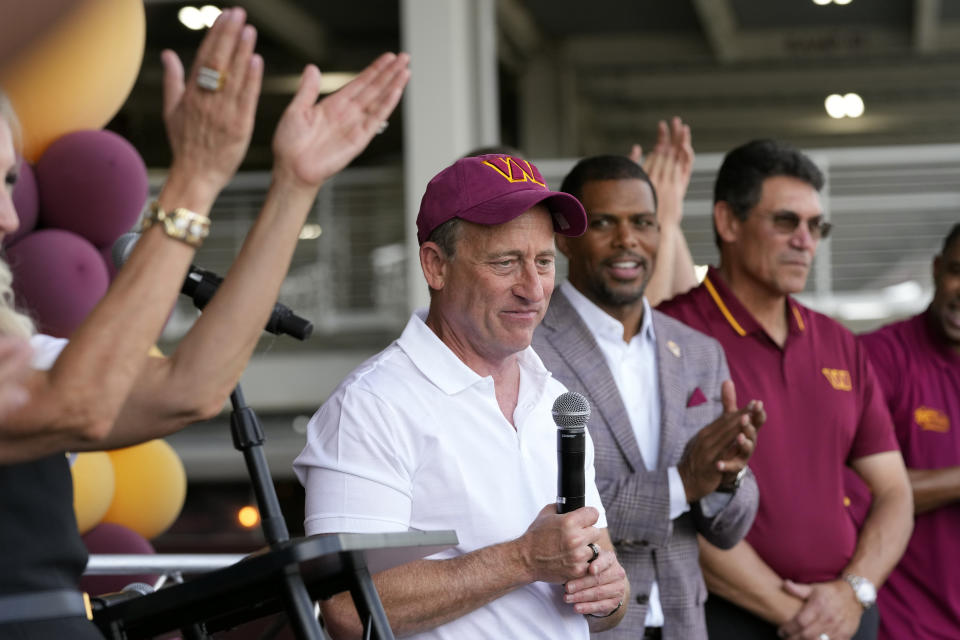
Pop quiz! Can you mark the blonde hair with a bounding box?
[0,88,35,338]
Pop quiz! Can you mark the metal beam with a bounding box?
[914,0,941,53]
[692,0,741,63]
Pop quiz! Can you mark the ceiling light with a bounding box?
[825,94,847,119]
[199,5,222,27]
[178,7,204,30]
[825,93,864,118]
[812,0,831,5]
[178,5,221,30]
[843,92,864,118]
[833,0,853,5]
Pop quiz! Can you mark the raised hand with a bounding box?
[272,52,411,190]
[643,117,693,228]
[160,7,263,208]
[678,380,761,502]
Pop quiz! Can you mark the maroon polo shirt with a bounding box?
[861,311,960,640]
[658,266,898,583]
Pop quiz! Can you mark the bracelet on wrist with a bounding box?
[141,201,210,248]
[587,599,623,619]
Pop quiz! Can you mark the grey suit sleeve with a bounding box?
[690,344,758,549]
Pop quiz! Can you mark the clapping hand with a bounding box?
[160,7,263,209]
[271,52,411,190]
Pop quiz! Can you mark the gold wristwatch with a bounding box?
[141,201,210,247]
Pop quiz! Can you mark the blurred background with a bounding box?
[92,0,958,574]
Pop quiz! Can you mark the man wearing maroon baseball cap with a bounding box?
[416,154,587,244]
[296,154,629,639]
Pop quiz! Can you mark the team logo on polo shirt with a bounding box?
[821,368,852,391]
[481,157,547,188]
[915,406,950,433]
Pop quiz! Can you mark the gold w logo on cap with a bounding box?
[821,368,852,391]
[481,157,546,187]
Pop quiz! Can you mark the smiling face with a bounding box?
[720,175,823,297]
[931,233,960,352]
[426,205,557,367]
[558,178,659,319]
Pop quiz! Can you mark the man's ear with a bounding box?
[420,242,448,291]
[556,234,572,259]
[714,201,740,245]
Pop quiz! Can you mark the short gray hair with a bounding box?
[427,217,463,259]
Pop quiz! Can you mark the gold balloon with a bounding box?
[70,451,115,535]
[1,0,145,161]
[103,439,187,540]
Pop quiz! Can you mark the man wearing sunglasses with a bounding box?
[658,139,913,640]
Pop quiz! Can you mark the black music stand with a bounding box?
[92,530,457,640]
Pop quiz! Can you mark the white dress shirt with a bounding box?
[561,281,691,628]
[294,310,607,640]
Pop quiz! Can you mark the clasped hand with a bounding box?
[519,504,627,617]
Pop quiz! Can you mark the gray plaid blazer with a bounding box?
[533,288,759,640]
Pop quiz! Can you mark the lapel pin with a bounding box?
[667,340,681,358]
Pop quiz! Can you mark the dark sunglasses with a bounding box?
[756,211,832,239]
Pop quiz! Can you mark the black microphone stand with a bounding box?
[229,384,324,640]
[197,294,395,639]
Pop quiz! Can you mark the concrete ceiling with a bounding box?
[124,0,960,168]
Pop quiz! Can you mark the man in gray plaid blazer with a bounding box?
[533,152,761,640]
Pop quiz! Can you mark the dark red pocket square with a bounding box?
[687,388,707,408]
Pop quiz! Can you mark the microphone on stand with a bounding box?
[552,391,590,514]
[112,232,314,341]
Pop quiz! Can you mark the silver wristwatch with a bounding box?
[717,466,747,493]
[843,574,877,610]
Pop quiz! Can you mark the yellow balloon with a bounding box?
[103,439,187,540]
[1,0,146,161]
[70,451,115,535]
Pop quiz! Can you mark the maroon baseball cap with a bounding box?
[416,154,587,244]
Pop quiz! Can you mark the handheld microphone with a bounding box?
[552,391,590,514]
[90,581,155,611]
[112,233,314,341]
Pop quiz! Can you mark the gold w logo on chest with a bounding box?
[821,368,852,391]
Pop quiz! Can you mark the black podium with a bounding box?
[92,530,457,640]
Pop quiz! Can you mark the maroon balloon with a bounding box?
[5,157,38,247]
[6,229,109,338]
[36,129,147,248]
[80,522,157,596]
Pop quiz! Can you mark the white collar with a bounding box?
[560,280,656,346]
[397,309,552,395]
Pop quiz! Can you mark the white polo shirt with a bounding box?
[294,311,607,640]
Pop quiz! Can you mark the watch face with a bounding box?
[856,580,877,605]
